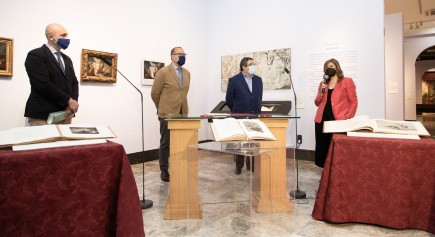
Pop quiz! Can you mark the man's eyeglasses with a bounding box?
[172,53,187,56]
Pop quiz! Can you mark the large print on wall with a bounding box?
[221,48,291,91]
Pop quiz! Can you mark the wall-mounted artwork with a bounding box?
[221,48,291,91]
[80,49,118,83]
[0,37,13,77]
[422,80,435,104]
[142,60,165,85]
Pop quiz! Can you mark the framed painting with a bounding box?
[80,49,118,83]
[0,37,13,77]
[142,60,164,85]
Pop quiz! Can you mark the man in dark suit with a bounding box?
[24,23,79,126]
[226,57,263,174]
[151,47,190,182]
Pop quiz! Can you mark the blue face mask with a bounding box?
[56,38,70,50]
[177,55,186,66]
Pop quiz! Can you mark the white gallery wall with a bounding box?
[0,0,208,154]
[0,0,385,154]
[385,13,404,120]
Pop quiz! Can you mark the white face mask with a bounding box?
[248,65,255,74]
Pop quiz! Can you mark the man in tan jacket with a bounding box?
[151,47,190,182]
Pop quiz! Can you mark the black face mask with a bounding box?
[325,68,337,77]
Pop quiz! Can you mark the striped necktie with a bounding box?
[55,52,65,74]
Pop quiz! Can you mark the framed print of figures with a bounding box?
[80,49,118,83]
[0,37,13,77]
[142,60,164,85]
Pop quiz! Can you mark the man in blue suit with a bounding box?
[225,57,263,174]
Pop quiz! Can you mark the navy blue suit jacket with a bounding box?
[226,72,263,114]
[24,45,79,119]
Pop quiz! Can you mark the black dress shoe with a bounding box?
[234,168,242,175]
[161,170,170,182]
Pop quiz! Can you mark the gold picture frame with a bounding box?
[80,49,117,83]
[0,37,13,77]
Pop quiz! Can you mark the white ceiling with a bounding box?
[385,0,435,30]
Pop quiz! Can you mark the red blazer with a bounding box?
[314,77,358,123]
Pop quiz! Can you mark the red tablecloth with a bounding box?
[312,134,435,234]
[0,142,144,237]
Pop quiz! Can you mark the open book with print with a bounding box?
[323,115,430,136]
[0,124,116,148]
[210,118,276,142]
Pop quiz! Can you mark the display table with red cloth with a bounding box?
[0,141,144,237]
[312,134,435,234]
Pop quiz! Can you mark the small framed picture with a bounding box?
[142,60,165,85]
[0,37,13,77]
[80,49,118,83]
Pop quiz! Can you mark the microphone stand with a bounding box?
[285,68,306,199]
[99,57,153,209]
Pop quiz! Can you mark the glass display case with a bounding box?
[164,141,296,221]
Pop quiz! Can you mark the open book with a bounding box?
[0,124,116,148]
[323,115,430,136]
[210,118,276,142]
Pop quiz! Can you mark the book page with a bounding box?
[0,125,60,147]
[238,119,277,141]
[210,118,247,141]
[372,120,430,136]
[57,124,117,140]
[323,115,372,133]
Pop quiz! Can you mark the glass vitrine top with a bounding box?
[188,141,284,156]
[165,114,299,120]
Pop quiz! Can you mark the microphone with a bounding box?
[284,68,290,74]
[284,68,306,200]
[98,56,153,209]
[321,74,329,93]
[97,56,112,66]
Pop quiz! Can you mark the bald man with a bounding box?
[24,23,79,126]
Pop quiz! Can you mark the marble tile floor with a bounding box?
[131,151,433,237]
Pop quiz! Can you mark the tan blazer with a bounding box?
[151,64,190,118]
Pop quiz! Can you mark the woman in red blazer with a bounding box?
[314,58,358,167]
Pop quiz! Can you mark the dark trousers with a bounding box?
[235,155,254,171]
[159,118,170,171]
[315,122,333,168]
